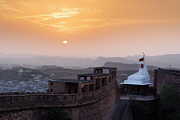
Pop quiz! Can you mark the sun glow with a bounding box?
[62,40,68,44]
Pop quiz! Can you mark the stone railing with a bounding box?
[0,83,114,112]
[0,94,76,111]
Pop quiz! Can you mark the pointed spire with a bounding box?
[139,53,145,69]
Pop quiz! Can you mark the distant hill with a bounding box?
[0,54,180,68]
[0,55,135,68]
[104,62,156,71]
[95,57,135,65]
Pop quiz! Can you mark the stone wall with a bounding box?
[0,108,76,120]
[154,68,180,94]
[130,100,158,120]
[0,78,116,120]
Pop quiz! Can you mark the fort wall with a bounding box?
[154,68,180,94]
[0,77,116,120]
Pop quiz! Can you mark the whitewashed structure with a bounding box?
[121,55,152,86]
[120,54,155,99]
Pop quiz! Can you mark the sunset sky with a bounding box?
[0,0,180,57]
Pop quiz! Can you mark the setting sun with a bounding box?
[62,40,68,44]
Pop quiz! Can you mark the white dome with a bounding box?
[121,55,152,85]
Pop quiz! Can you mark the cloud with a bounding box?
[1,0,180,34]
[18,8,80,19]
[0,0,24,14]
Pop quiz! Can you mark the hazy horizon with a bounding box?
[0,53,180,58]
[0,54,180,69]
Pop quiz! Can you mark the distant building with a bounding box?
[48,67,117,94]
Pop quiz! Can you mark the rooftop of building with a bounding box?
[49,79,93,83]
[49,67,116,84]
[78,73,112,77]
[157,68,180,72]
[93,67,117,69]
[156,68,180,76]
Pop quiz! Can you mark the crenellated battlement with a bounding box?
[0,82,114,112]
[0,67,117,120]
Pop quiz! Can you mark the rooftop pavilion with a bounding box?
[120,55,155,99]
[48,67,116,94]
[120,55,152,86]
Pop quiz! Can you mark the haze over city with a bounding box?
[1,0,180,57]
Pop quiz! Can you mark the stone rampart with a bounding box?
[154,68,180,94]
[0,81,116,120]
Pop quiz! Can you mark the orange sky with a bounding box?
[0,0,180,57]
